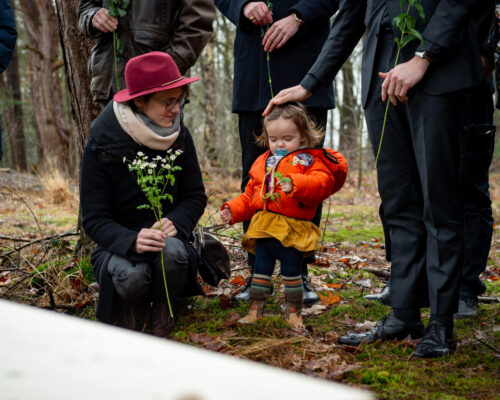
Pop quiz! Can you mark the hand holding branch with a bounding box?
[379,56,429,105]
[220,206,232,224]
[243,2,273,26]
[134,228,166,253]
[152,218,178,238]
[92,8,118,33]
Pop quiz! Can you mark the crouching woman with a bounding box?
[80,52,207,337]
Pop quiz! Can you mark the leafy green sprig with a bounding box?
[124,149,183,318]
[260,1,274,98]
[108,0,131,91]
[375,0,425,165]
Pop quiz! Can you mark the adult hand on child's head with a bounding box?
[152,218,178,238]
[92,8,118,33]
[262,85,311,116]
[220,206,232,224]
[134,228,166,254]
[243,2,273,26]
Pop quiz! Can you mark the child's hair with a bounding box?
[256,102,325,148]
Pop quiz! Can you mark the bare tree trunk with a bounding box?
[1,47,26,170]
[200,35,216,160]
[54,0,101,157]
[18,0,71,170]
[338,57,358,165]
[54,0,100,256]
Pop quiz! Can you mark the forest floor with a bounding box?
[0,166,499,399]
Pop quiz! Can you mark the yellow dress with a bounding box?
[242,210,321,255]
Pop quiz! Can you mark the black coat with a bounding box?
[80,102,207,322]
[215,0,338,112]
[0,0,16,73]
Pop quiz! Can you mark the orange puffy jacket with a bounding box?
[223,148,347,224]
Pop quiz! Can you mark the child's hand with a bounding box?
[279,177,293,193]
[220,205,232,224]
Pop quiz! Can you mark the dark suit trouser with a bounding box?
[237,108,328,268]
[364,41,464,316]
[459,80,495,299]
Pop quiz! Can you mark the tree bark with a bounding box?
[199,35,216,161]
[54,0,101,157]
[1,47,26,170]
[338,57,358,165]
[18,0,72,170]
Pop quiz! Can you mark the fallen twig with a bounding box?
[478,296,500,304]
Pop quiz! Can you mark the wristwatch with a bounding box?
[292,12,303,25]
[415,51,434,62]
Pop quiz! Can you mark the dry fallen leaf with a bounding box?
[319,291,341,306]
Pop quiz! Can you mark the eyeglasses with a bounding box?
[154,96,188,111]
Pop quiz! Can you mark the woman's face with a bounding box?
[134,87,186,128]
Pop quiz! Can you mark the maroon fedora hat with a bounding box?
[114,51,199,102]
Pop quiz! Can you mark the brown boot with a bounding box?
[238,299,266,324]
[152,300,175,338]
[119,300,149,332]
[286,302,304,329]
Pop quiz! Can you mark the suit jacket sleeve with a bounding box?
[164,130,208,239]
[0,0,17,73]
[289,0,339,22]
[418,0,486,56]
[167,0,216,74]
[301,0,366,93]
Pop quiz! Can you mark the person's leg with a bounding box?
[456,80,495,318]
[107,254,151,331]
[239,238,276,323]
[278,242,305,329]
[299,107,328,305]
[234,112,267,302]
[408,88,464,357]
[150,237,191,337]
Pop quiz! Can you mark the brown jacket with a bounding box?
[78,0,215,101]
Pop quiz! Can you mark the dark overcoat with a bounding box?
[215,0,338,112]
[80,102,207,322]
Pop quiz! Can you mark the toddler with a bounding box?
[220,103,347,328]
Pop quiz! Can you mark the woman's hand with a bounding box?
[92,8,118,33]
[220,206,232,224]
[243,2,273,26]
[152,218,178,238]
[134,228,166,253]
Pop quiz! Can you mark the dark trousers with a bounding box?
[379,80,495,301]
[254,238,303,277]
[459,80,495,299]
[238,108,328,269]
[364,38,464,316]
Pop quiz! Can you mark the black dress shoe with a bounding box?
[364,284,391,305]
[413,320,456,358]
[454,298,478,319]
[338,313,425,346]
[302,274,320,306]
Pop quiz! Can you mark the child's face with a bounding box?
[266,117,304,155]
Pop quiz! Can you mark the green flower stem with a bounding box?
[267,51,274,98]
[374,4,411,166]
[113,32,120,91]
[158,220,174,319]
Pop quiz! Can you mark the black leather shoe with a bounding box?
[233,276,252,303]
[454,298,478,319]
[364,284,391,305]
[338,313,425,346]
[413,320,456,358]
[302,274,320,306]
